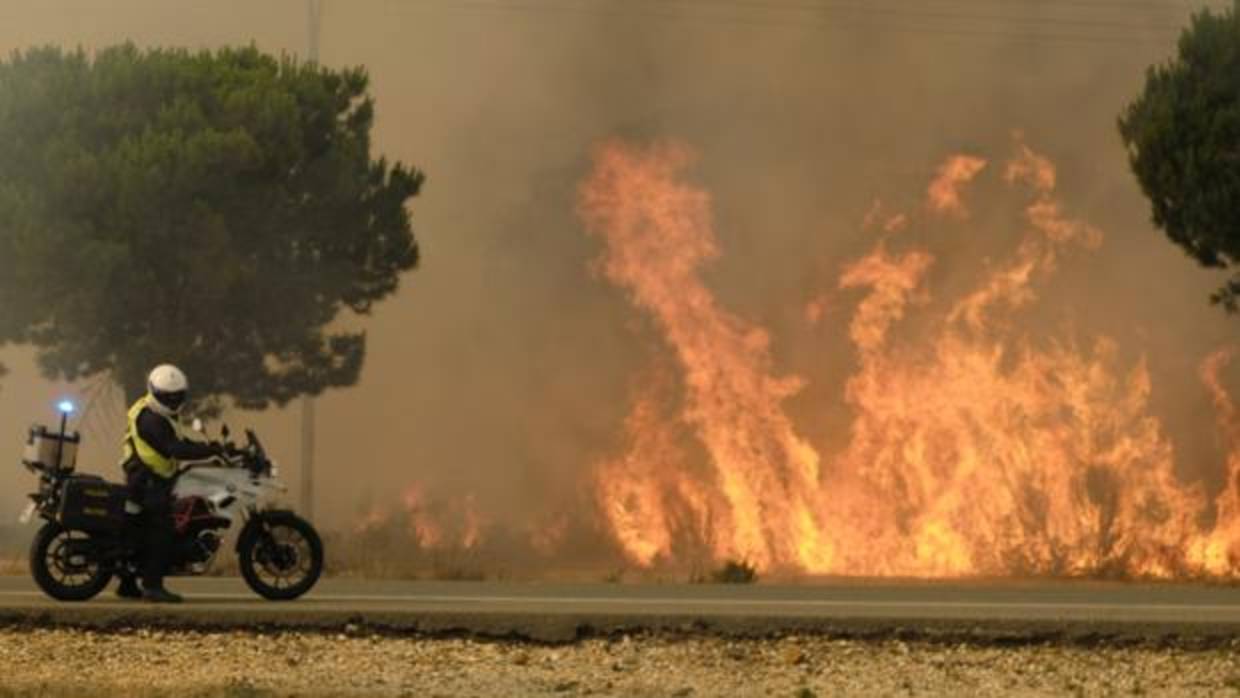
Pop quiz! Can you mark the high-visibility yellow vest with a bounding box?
[121,395,182,479]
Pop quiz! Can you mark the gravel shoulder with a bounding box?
[3,628,1240,698]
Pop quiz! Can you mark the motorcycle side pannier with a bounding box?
[58,477,127,532]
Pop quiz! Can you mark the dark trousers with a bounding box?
[123,462,175,589]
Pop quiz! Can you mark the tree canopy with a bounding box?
[1118,4,1240,310]
[0,44,424,406]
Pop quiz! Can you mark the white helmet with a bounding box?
[147,364,189,416]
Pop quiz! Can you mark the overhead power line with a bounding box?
[664,0,1217,14]
[649,0,1194,32]
[413,0,1188,47]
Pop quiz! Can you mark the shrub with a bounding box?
[699,559,759,584]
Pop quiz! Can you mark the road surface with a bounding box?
[1,576,1239,642]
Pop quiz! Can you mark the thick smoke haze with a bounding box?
[0,1,1234,567]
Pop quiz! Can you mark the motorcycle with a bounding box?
[19,409,324,602]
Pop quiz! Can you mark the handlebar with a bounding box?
[179,429,271,477]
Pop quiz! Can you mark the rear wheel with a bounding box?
[29,522,113,602]
[238,512,323,601]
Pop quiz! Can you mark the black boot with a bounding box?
[142,586,183,604]
[116,575,142,600]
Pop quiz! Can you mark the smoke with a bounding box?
[0,1,1234,576]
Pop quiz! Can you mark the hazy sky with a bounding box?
[0,0,1233,536]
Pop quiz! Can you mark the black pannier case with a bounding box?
[58,477,127,532]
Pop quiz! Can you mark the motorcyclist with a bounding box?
[117,364,221,603]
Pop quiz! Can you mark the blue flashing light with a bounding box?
[57,400,75,415]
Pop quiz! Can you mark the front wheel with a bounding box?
[29,522,113,602]
[238,512,323,601]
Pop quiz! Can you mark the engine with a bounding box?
[186,529,223,573]
[171,495,230,574]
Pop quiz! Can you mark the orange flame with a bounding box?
[358,485,575,558]
[926,155,987,218]
[352,484,490,551]
[1187,349,1240,573]
[580,137,1240,578]
[580,141,831,571]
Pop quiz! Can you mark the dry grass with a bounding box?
[322,525,541,581]
[325,535,493,581]
[0,556,26,576]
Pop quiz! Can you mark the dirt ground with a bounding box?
[2,627,1240,697]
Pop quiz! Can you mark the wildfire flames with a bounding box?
[578,137,1240,578]
[356,483,572,558]
[366,136,1240,579]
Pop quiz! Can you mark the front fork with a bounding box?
[235,510,295,565]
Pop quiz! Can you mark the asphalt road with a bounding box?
[1,575,1239,642]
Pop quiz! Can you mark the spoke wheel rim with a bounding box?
[253,525,314,590]
[45,530,100,588]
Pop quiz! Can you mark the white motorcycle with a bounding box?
[20,417,324,602]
